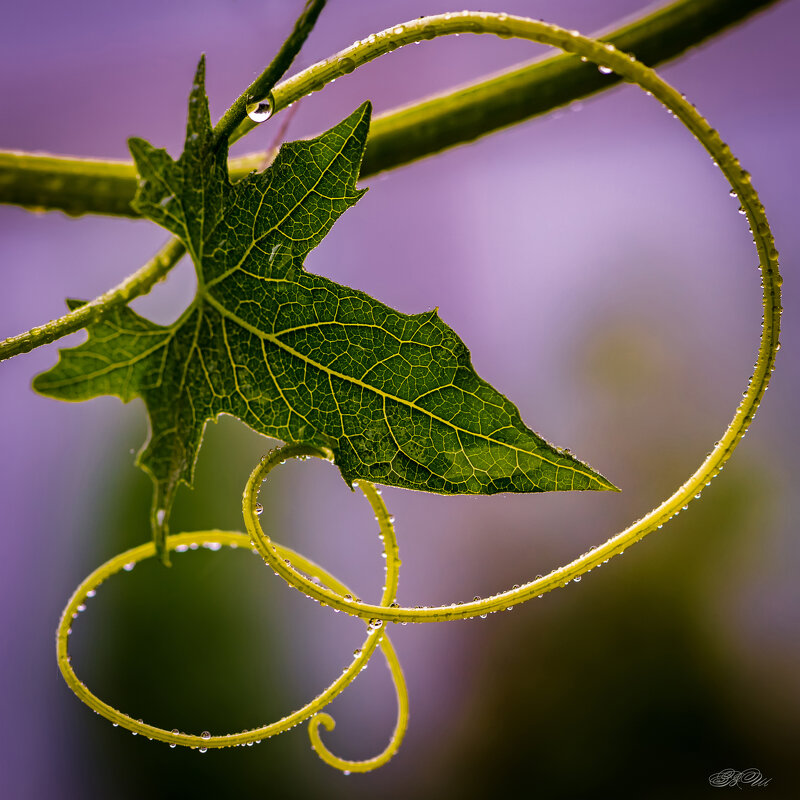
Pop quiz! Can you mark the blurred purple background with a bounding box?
[1,1,798,797]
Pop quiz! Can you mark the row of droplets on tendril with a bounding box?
[57,10,781,774]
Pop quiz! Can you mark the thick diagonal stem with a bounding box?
[0,0,782,217]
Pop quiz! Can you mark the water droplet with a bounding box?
[393,25,405,35]
[337,56,356,74]
[353,648,362,657]
[175,544,188,553]
[201,731,211,740]
[368,618,383,630]
[573,576,582,582]
[343,594,353,602]
[255,503,264,516]
[156,508,166,526]
[199,747,208,754]
[123,562,135,572]
[598,65,613,75]
[77,604,86,612]
[247,95,274,123]
[87,589,96,598]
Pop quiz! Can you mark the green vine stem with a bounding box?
[236,13,782,625]
[55,12,781,773]
[57,468,409,769]
[0,0,780,218]
[0,2,782,365]
[0,238,185,361]
[210,0,327,149]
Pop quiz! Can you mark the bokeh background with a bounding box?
[1,1,798,797]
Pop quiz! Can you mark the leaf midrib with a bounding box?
[201,290,601,484]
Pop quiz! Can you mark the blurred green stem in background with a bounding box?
[0,0,782,218]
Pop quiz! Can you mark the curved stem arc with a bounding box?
[57,515,408,766]
[239,13,781,625]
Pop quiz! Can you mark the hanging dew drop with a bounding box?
[247,95,274,123]
[598,65,613,75]
[123,562,135,572]
[255,502,264,516]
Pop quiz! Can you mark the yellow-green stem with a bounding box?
[238,14,781,625]
[57,517,408,768]
[0,0,781,218]
[1,2,782,364]
[0,238,185,362]
[55,11,781,775]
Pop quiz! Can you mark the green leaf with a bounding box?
[34,57,616,555]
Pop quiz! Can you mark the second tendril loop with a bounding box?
[58,444,409,772]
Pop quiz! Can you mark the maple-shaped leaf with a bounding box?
[34,57,616,558]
